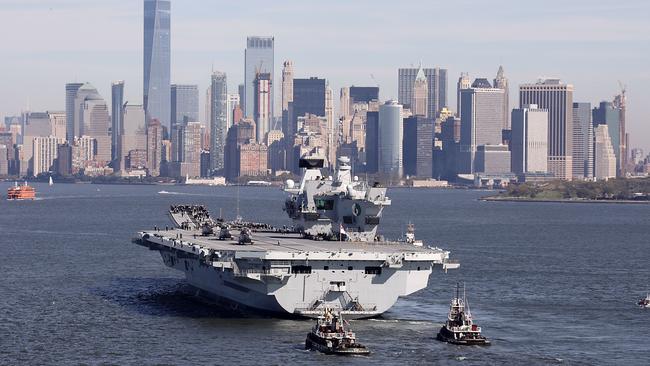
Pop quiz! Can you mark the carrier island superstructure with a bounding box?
[133,156,459,318]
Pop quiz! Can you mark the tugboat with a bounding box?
[639,294,650,309]
[305,308,370,355]
[437,283,491,346]
[7,181,36,200]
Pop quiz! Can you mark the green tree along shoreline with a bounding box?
[495,178,650,201]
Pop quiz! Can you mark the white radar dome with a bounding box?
[285,179,295,189]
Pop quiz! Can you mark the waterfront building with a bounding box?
[72,136,96,174]
[475,144,511,174]
[143,0,171,129]
[325,84,335,166]
[594,124,616,180]
[171,84,199,126]
[244,36,274,118]
[147,119,163,176]
[56,143,73,176]
[32,136,64,176]
[111,81,124,162]
[119,103,147,172]
[253,72,272,142]
[493,66,510,129]
[403,116,433,178]
[0,144,8,176]
[519,79,574,180]
[239,142,268,177]
[572,102,594,179]
[399,66,447,118]
[511,105,548,175]
[209,71,228,174]
[378,100,403,177]
[77,87,111,165]
[65,82,84,141]
[459,81,506,174]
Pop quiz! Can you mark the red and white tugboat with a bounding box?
[639,294,650,309]
[305,308,370,355]
[437,283,491,346]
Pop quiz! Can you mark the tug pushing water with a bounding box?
[133,156,459,318]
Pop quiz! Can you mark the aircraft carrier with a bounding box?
[133,156,459,318]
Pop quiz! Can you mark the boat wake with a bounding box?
[158,190,203,196]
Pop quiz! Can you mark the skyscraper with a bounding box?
[572,102,594,179]
[111,81,124,162]
[456,73,471,118]
[398,66,447,118]
[378,100,403,177]
[403,116,433,178]
[209,71,228,173]
[170,84,199,126]
[520,79,574,180]
[593,101,622,176]
[244,36,274,119]
[281,60,294,112]
[143,0,171,129]
[65,82,84,141]
[511,105,548,174]
[253,72,272,142]
[76,85,111,165]
[119,103,147,171]
[594,124,616,180]
[290,77,326,138]
[411,66,428,117]
[349,86,379,104]
[147,119,163,176]
[365,111,379,174]
[226,93,240,131]
[613,90,627,175]
[493,66,510,129]
[32,136,64,176]
[459,81,507,174]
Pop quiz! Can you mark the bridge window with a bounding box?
[365,266,382,275]
[314,198,334,210]
[291,265,312,274]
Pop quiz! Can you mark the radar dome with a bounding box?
[285,179,295,189]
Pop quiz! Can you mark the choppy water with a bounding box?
[1,182,649,365]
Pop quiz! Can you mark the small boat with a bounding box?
[49,176,54,186]
[7,181,36,200]
[639,294,650,308]
[305,308,370,355]
[437,283,491,346]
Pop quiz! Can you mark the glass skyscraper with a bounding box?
[244,36,274,123]
[170,84,199,126]
[143,0,171,130]
[210,72,228,173]
[111,81,124,162]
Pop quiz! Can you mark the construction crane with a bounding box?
[370,74,380,88]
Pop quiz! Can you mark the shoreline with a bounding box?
[481,195,650,205]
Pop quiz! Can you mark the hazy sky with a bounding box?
[1,0,649,151]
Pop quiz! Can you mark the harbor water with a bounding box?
[1,183,649,365]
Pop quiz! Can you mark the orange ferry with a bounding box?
[7,182,36,200]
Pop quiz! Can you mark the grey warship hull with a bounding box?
[135,223,456,319]
[133,156,458,318]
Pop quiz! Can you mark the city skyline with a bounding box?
[0,0,648,152]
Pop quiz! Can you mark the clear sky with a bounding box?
[1,0,648,152]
